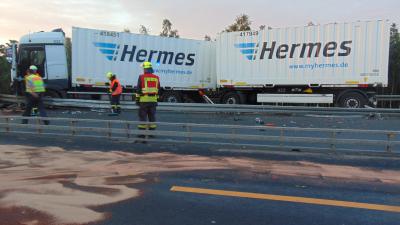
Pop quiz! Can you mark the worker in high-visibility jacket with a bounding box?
[22,65,49,125]
[135,61,160,139]
[106,72,123,114]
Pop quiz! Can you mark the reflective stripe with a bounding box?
[149,124,157,129]
[140,74,159,95]
[138,124,148,129]
[25,74,45,93]
[110,79,122,96]
[143,77,159,94]
[138,73,159,102]
[139,95,158,102]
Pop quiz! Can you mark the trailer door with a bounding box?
[45,45,68,81]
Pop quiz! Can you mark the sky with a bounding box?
[0,0,399,44]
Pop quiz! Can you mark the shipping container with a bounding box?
[72,27,216,101]
[215,20,390,106]
[10,20,391,107]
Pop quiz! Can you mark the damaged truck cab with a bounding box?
[11,30,69,98]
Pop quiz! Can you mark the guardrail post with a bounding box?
[71,120,76,136]
[386,133,395,153]
[5,118,10,133]
[330,131,337,151]
[126,123,130,138]
[107,121,112,139]
[231,128,236,144]
[36,118,42,134]
[185,125,192,143]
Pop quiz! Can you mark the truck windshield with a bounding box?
[18,47,46,78]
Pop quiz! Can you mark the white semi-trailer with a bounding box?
[215,20,390,107]
[10,20,390,107]
[11,27,216,102]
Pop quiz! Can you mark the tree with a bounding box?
[169,29,179,38]
[204,35,211,41]
[139,25,149,35]
[388,23,400,97]
[160,19,179,38]
[0,56,11,93]
[0,40,18,94]
[65,37,72,76]
[307,21,315,26]
[225,14,252,32]
[259,25,266,30]
[0,40,17,56]
[123,28,131,33]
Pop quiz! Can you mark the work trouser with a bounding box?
[138,102,157,131]
[22,93,49,125]
[110,95,121,113]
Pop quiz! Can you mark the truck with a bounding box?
[10,27,216,102]
[9,20,390,107]
[215,20,390,107]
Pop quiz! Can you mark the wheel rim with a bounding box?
[226,97,237,104]
[345,98,360,108]
[166,96,178,103]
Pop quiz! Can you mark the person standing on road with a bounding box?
[135,62,160,139]
[106,72,122,115]
[22,65,49,125]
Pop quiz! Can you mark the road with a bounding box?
[100,170,400,225]
[2,108,400,153]
[0,109,400,225]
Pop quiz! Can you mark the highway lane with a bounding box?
[96,169,400,225]
[0,129,400,225]
[2,108,400,153]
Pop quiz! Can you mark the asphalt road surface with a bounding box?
[0,109,400,225]
[2,108,400,153]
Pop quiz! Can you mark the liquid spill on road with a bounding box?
[0,145,399,225]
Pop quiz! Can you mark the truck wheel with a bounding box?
[161,91,182,103]
[338,92,367,108]
[44,90,61,98]
[221,92,244,104]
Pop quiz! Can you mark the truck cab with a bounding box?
[12,30,69,97]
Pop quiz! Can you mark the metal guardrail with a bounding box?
[0,116,399,155]
[376,95,400,101]
[1,94,400,115]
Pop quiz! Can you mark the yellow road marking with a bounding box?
[170,186,400,213]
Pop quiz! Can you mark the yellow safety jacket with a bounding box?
[137,73,160,102]
[25,74,45,93]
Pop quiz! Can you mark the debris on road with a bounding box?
[255,117,264,125]
[367,113,384,120]
[0,103,24,115]
[1,144,400,224]
[90,109,107,113]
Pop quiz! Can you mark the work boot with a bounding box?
[148,128,156,138]
[108,108,118,116]
[31,108,38,116]
[135,135,147,144]
[43,120,50,125]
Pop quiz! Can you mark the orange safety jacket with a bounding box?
[136,73,160,102]
[110,79,122,96]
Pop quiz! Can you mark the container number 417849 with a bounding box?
[239,31,259,37]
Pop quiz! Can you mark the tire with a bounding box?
[183,96,196,103]
[44,90,61,99]
[221,92,245,104]
[161,91,182,103]
[338,92,368,108]
[91,94,101,100]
